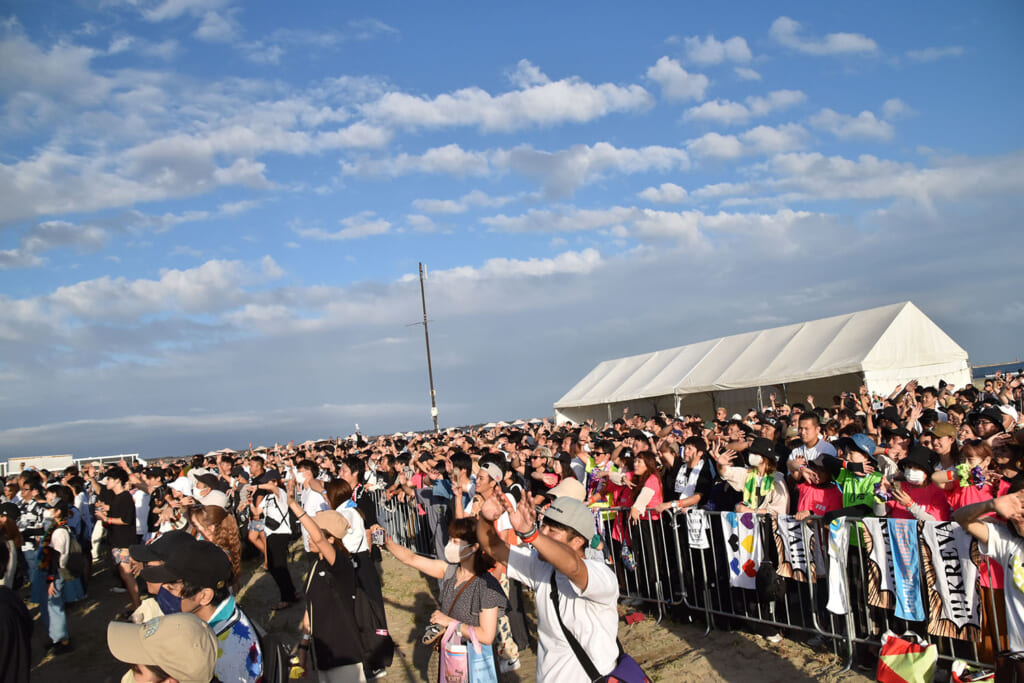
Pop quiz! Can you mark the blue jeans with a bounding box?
[41,576,69,643]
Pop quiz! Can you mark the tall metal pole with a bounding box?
[419,262,439,432]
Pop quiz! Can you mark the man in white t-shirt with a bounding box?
[954,487,1024,655]
[477,492,619,682]
[787,412,837,466]
[294,459,329,556]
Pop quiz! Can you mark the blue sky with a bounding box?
[1,1,1022,459]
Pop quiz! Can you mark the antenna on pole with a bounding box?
[417,262,439,433]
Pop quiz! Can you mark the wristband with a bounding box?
[520,527,540,544]
[515,523,539,541]
[297,512,308,520]
[884,448,890,456]
[946,471,955,482]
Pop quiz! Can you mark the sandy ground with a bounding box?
[28,541,873,683]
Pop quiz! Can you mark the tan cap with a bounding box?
[547,477,585,502]
[315,509,350,540]
[196,489,228,509]
[926,422,956,439]
[107,614,217,683]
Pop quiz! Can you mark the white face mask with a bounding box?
[295,471,307,486]
[444,540,475,564]
[748,454,763,468]
[905,469,927,485]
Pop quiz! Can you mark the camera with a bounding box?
[421,623,444,644]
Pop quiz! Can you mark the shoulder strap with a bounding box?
[446,574,476,616]
[548,571,622,682]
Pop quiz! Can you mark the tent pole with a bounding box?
[607,403,612,425]
[674,394,681,419]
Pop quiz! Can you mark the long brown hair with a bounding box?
[189,505,241,583]
[324,479,354,510]
[632,451,661,489]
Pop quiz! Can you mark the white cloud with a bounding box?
[494,142,691,198]
[688,124,808,159]
[881,98,914,120]
[740,124,809,154]
[346,142,690,198]
[746,89,806,115]
[342,144,491,178]
[646,57,708,102]
[684,100,751,126]
[638,182,688,203]
[734,67,761,81]
[687,132,744,159]
[683,35,753,64]
[361,71,652,133]
[508,59,550,88]
[139,0,232,22]
[810,108,894,141]
[294,212,392,241]
[193,10,238,42]
[483,206,636,234]
[412,190,514,214]
[769,16,878,56]
[906,46,964,62]
[405,214,441,233]
[415,248,604,283]
[684,90,805,126]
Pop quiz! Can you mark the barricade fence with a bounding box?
[369,487,1004,672]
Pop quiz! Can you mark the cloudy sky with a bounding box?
[2,2,1022,460]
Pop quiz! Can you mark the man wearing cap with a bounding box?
[127,530,197,624]
[926,422,959,470]
[108,612,218,683]
[476,493,619,682]
[140,539,263,683]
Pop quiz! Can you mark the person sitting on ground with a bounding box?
[107,612,219,683]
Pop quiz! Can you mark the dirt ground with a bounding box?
[28,541,873,683]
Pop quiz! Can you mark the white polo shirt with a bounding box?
[506,545,619,682]
[789,436,837,462]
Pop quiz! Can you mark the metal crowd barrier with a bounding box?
[370,486,1005,672]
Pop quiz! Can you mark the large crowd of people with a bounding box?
[1,372,1023,682]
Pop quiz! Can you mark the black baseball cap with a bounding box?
[129,530,197,564]
[140,539,232,589]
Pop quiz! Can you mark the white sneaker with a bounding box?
[368,668,387,680]
[766,633,784,644]
[499,658,521,673]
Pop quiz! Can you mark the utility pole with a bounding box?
[417,262,439,433]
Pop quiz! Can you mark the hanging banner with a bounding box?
[861,518,897,610]
[772,515,825,582]
[826,518,851,615]
[888,518,926,622]
[919,521,981,641]
[685,508,710,551]
[720,512,761,589]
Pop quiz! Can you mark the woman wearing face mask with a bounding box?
[380,516,506,683]
[887,446,952,521]
[718,437,790,516]
[36,500,84,655]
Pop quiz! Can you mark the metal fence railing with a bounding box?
[369,486,1005,672]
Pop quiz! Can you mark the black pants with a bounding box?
[266,534,297,602]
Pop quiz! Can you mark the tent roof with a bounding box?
[555,302,968,409]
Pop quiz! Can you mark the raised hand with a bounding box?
[993,491,1024,522]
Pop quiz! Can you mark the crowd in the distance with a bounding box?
[0,371,1023,683]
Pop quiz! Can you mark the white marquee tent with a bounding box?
[554,302,970,425]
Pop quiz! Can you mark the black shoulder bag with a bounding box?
[548,571,650,683]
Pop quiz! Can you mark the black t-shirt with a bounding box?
[306,555,362,668]
[106,491,137,548]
